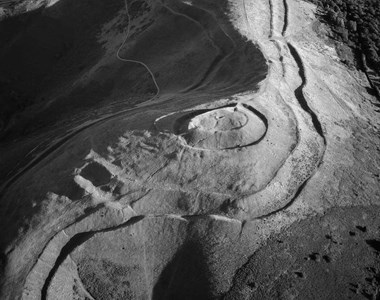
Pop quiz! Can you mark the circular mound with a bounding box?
[187,108,248,132]
[156,103,268,150]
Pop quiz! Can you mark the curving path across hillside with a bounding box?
[117,0,160,98]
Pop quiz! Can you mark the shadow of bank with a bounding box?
[153,239,213,300]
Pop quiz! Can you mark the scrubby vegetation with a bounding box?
[309,0,380,72]
[307,0,380,97]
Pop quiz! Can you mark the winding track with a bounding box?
[116,0,160,97]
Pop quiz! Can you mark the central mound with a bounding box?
[157,103,268,150]
[187,107,247,131]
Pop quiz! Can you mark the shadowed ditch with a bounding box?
[287,42,326,145]
[282,0,288,36]
[41,215,144,300]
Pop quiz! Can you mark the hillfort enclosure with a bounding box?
[0,0,379,299]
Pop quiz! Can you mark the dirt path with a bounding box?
[116,0,160,97]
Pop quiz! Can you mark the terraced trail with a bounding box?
[1,0,379,298]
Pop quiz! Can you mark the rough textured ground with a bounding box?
[0,0,379,299]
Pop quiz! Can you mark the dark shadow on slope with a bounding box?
[287,43,326,144]
[153,239,213,300]
[366,240,380,253]
[282,0,288,36]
